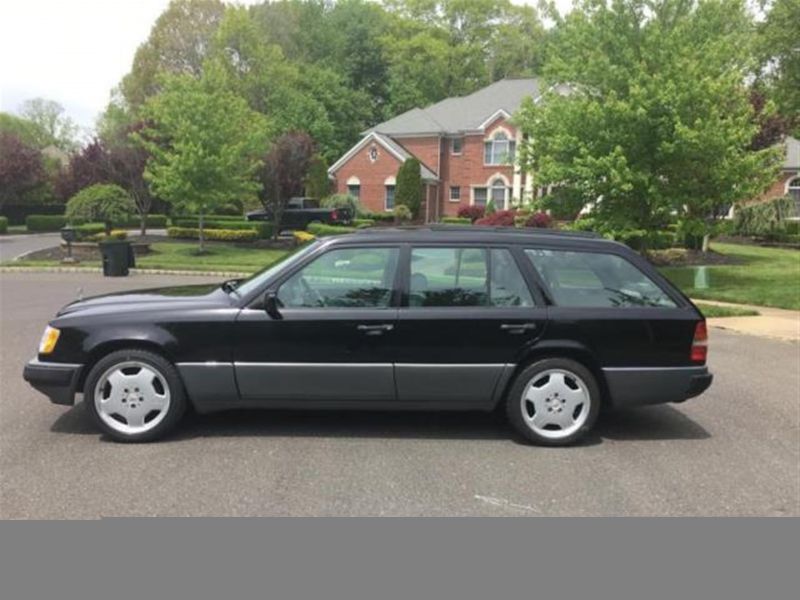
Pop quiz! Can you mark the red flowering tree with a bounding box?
[0,132,46,210]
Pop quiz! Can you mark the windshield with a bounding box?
[235,240,322,297]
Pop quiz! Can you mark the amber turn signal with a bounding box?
[38,326,60,355]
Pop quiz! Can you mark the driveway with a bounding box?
[1,272,798,517]
[0,229,168,261]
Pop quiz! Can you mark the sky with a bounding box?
[0,0,575,136]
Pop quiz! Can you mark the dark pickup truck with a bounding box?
[246,197,353,230]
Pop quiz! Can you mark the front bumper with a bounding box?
[23,359,83,406]
[602,366,713,408]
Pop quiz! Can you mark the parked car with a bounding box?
[246,197,353,230]
[24,227,712,445]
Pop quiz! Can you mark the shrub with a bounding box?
[66,184,135,234]
[293,230,316,244]
[73,223,106,241]
[353,218,375,228]
[167,227,259,242]
[306,222,358,237]
[457,205,485,223]
[322,193,359,216]
[87,229,128,242]
[212,203,242,216]
[395,158,423,218]
[0,216,7,234]
[440,217,471,225]
[734,196,797,236]
[523,212,553,228]
[393,204,412,224]
[178,214,244,222]
[26,215,67,231]
[475,209,517,227]
[485,200,497,215]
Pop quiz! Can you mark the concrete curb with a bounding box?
[0,266,250,278]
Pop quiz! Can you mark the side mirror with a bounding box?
[264,291,282,320]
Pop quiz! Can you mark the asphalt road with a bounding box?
[1,272,798,517]
[0,230,169,261]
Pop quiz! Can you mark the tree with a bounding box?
[54,139,111,202]
[138,68,269,252]
[395,158,423,218]
[0,132,46,210]
[517,0,781,249]
[107,123,154,236]
[19,98,79,151]
[756,0,800,135]
[305,154,331,199]
[0,112,50,148]
[121,0,226,108]
[258,132,315,237]
[65,184,136,235]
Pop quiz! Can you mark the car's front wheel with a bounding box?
[506,358,600,446]
[84,349,187,443]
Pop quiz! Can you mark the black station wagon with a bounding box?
[24,227,712,445]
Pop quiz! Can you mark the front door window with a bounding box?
[277,247,399,308]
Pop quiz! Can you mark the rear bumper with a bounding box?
[23,359,83,406]
[603,366,713,408]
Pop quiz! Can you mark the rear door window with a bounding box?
[524,249,676,308]
[409,247,534,308]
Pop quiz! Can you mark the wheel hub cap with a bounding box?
[520,368,591,440]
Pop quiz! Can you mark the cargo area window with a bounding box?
[524,249,676,308]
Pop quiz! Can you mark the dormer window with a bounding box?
[484,130,516,165]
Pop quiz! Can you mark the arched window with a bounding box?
[346,176,360,201]
[484,130,516,165]
[789,177,800,217]
[384,176,396,211]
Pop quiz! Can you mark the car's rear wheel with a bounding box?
[83,349,186,443]
[506,358,600,446]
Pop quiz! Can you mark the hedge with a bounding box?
[352,218,375,228]
[114,214,169,228]
[1,204,63,226]
[440,217,471,225]
[177,214,244,222]
[358,211,395,223]
[167,227,260,242]
[0,216,7,234]
[173,218,273,239]
[26,215,67,232]
[306,223,358,237]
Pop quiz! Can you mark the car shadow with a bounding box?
[50,402,710,444]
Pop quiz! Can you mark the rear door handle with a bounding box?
[357,324,394,336]
[500,322,537,334]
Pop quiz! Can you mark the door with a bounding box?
[393,245,546,406]
[234,245,400,402]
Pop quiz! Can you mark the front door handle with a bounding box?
[357,324,394,336]
[500,322,537,334]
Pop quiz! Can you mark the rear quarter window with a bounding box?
[524,249,677,308]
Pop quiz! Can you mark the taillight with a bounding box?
[331,209,339,221]
[691,321,708,363]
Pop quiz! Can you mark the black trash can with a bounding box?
[100,240,135,277]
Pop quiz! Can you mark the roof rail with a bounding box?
[354,225,602,239]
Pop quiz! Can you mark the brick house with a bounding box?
[733,136,800,219]
[328,79,543,221]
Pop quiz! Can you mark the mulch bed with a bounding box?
[645,248,742,267]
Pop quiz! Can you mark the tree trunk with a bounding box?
[199,213,205,253]
[701,234,710,253]
[140,213,146,237]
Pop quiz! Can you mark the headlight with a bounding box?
[38,326,60,355]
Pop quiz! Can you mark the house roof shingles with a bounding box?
[368,78,541,136]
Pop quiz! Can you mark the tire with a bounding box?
[505,358,601,446]
[83,349,187,443]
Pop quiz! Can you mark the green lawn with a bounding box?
[3,242,289,274]
[660,243,800,310]
[693,302,759,318]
